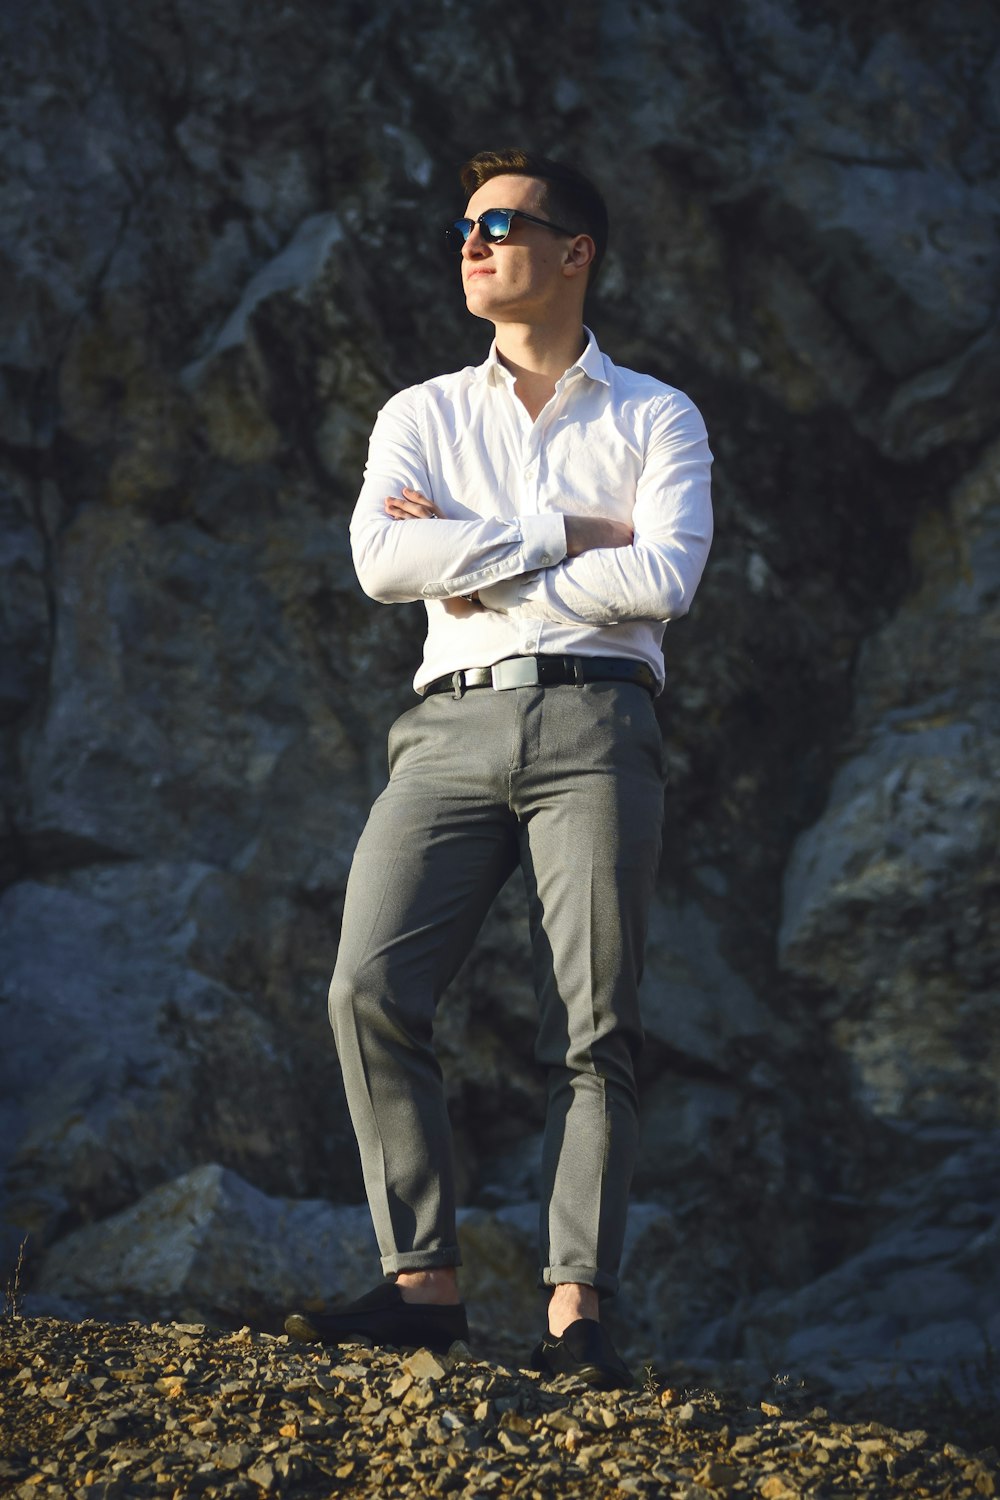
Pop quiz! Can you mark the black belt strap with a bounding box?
[422,655,657,699]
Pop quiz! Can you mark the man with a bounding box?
[285,149,713,1389]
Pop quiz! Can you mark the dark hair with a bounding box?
[459,148,609,280]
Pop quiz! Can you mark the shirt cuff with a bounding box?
[519,511,567,570]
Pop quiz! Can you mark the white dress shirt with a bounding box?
[350,328,713,694]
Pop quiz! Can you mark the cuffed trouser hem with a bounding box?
[381,1248,463,1276]
[542,1264,619,1298]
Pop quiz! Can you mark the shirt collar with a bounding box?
[476,325,610,388]
[572,326,610,386]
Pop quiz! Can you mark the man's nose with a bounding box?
[461,224,489,258]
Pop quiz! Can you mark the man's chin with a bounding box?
[464,293,499,320]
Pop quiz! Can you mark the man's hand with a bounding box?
[385,487,443,520]
[564,515,634,556]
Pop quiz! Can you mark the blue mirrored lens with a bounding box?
[479,210,514,242]
[445,219,473,251]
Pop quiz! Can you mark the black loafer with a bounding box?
[531,1318,635,1390]
[284,1281,468,1353]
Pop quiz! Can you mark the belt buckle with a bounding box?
[491,657,540,690]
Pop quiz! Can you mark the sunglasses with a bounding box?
[445,207,578,253]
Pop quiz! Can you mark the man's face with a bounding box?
[460,174,577,325]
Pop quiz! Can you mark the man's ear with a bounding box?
[563,234,596,277]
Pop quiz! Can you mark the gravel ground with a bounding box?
[1,1315,997,1498]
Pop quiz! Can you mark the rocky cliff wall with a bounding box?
[2,0,998,1390]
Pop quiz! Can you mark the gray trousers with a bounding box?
[328,680,665,1296]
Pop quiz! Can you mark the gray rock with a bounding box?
[19,503,366,872]
[454,1205,540,1347]
[696,1134,1000,1396]
[779,439,1000,1132]
[0,471,51,726]
[641,896,776,1069]
[0,867,363,1257]
[184,212,347,376]
[36,1164,379,1322]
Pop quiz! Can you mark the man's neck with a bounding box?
[494,320,588,421]
[494,319,588,382]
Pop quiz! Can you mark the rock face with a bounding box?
[2,0,998,1391]
[779,440,1000,1133]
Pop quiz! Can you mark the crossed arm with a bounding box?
[386,489,632,577]
[382,489,632,616]
[350,390,713,626]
